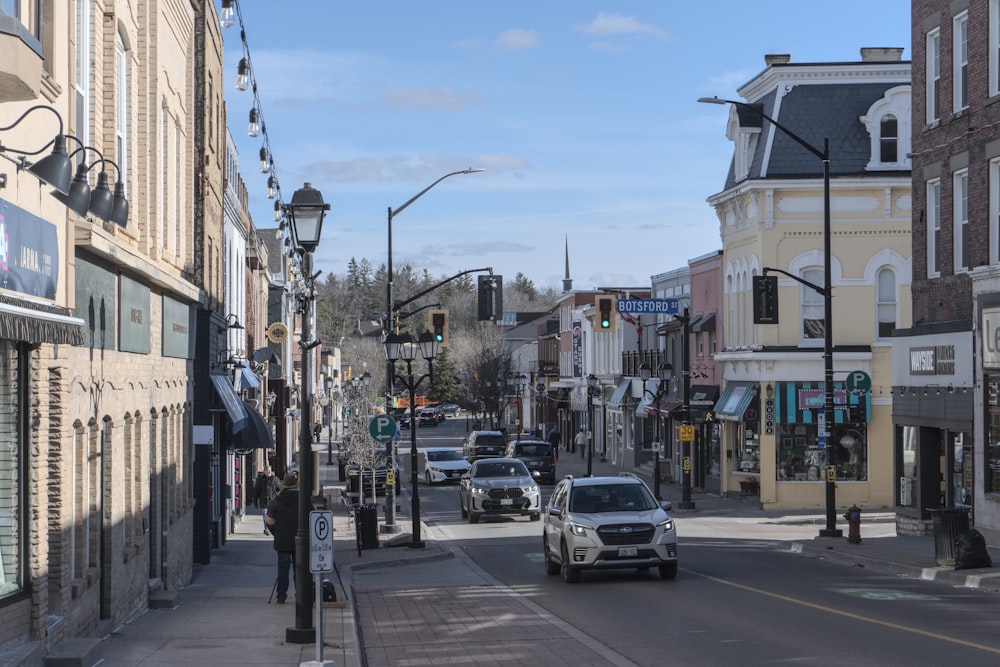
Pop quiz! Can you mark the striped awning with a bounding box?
[774,382,869,424]
[714,382,757,422]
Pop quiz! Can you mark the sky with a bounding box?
[221,1,911,292]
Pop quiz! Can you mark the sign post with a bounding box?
[309,510,334,664]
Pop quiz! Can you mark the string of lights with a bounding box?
[220,0,288,237]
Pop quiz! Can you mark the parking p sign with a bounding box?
[369,415,397,444]
[309,510,334,574]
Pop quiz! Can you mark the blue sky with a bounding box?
[221,1,910,291]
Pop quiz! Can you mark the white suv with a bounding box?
[542,474,678,583]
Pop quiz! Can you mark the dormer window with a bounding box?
[726,105,762,182]
[860,85,911,171]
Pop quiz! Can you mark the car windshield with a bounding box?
[515,443,551,457]
[427,450,464,462]
[569,484,657,513]
[474,461,529,478]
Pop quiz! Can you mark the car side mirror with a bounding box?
[660,501,672,512]
[547,506,562,516]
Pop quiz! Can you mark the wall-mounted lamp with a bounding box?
[219,313,244,334]
[0,104,74,194]
[765,383,774,400]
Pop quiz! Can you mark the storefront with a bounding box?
[714,381,760,482]
[689,385,720,493]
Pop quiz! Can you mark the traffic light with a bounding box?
[477,275,503,321]
[428,309,449,345]
[595,295,616,332]
[753,275,778,324]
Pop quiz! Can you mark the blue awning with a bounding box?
[714,382,757,422]
[608,377,632,408]
[234,360,260,390]
[210,374,247,432]
[231,401,275,452]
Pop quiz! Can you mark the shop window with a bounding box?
[901,425,917,507]
[734,423,760,474]
[0,342,24,597]
[776,421,869,482]
[986,380,1000,493]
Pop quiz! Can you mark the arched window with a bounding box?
[861,86,911,171]
[801,268,824,341]
[879,115,898,163]
[876,268,896,338]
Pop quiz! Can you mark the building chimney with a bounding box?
[764,54,791,66]
[860,47,904,62]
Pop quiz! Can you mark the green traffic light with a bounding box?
[435,332,444,342]
[601,318,610,328]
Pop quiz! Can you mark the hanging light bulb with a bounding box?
[220,0,235,28]
[258,146,269,173]
[235,57,249,91]
[266,175,276,199]
[247,108,260,137]
[273,200,282,222]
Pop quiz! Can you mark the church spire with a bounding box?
[562,234,573,292]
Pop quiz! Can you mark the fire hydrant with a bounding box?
[843,504,862,544]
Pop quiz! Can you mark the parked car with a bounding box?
[397,412,411,429]
[438,403,462,417]
[542,473,678,583]
[418,406,445,426]
[459,457,541,523]
[506,439,557,484]
[423,447,471,484]
[463,430,507,462]
[347,448,400,498]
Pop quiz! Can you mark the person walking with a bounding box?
[575,427,588,460]
[547,426,561,460]
[265,474,299,604]
[254,467,279,535]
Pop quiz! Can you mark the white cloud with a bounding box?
[495,28,541,50]
[574,12,667,40]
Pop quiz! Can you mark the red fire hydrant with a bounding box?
[843,505,862,544]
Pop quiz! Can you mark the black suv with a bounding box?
[506,439,557,484]
[463,430,507,462]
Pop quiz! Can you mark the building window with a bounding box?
[876,268,896,338]
[954,12,969,113]
[954,169,969,273]
[987,378,1000,493]
[992,159,1000,266]
[0,342,25,598]
[74,0,91,147]
[927,28,941,124]
[928,179,941,276]
[115,31,129,200]
[801,268,824,341]
[991,1,1000,98]
[861,86,911,171]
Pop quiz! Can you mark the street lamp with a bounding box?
[586,374,598,477]
[639,362,672,500]
[699,96,839,537]
[282,182,329,644]
[384,331,439,548]
[514,373,529,441]
[383,168,483,531]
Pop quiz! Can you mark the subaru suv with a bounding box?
[542,473,677,583]
[462,430,507,462]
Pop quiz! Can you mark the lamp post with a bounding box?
[699,96,839,537]
[282,183,330,644]
[514,373,529,441]
[384,331,439,548]
[383,168,483,531]
[639,362,672,500]
[586,374,598,477]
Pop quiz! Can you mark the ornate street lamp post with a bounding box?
[282,183,329,644]
[639,362,672,500]
[586,374,598,477]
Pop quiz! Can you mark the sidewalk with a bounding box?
[95,444,1000,667]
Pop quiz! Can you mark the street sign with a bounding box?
[617,298,679,314]
[679,424,695,441]
[368,415,397,443]
[846,370,872,395]
[309,510,334,574]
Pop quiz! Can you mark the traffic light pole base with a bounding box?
[818,528,843,538]
[285,626,315,644]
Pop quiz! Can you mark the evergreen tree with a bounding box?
[427,347,462,403]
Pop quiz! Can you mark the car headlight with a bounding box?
[568,522,590,536]
[656,518,674,532]
[472,486,489,495]
[526,484,539,494]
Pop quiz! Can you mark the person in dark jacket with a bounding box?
[265,474,299,604]
[547,427,561,459]
[254,467,279,534]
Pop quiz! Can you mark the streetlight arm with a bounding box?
[763,266,827,297]
[390,168,485,218]
[697,97,826,161]
[393,267,492,314]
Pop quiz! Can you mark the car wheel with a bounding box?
[469,511,480,524]
[560,542,581,583]
[460,496,468,518]
[659,562,678,580]
[543,536,560,575]
[425,471,432,485]
[530,512,541,521]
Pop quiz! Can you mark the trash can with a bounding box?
[337,458,347,482]
[355,503,379,550]
[930,507,971,567]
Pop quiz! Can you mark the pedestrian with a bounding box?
[265,474,299,604]
[547,426,561,459]
[575,427,588,460]
[254,467,279,534]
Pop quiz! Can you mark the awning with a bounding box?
[230,401,275,452]
[608,377,632,408]
[234,360,260,390]
[689,384,720,407]
[210,374,247,432]
[0,294,85,345]
[635,379,661,416]
[714,381,758,422]
[646,399,682,417]
[692,313,716,333]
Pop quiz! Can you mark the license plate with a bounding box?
[618,546,638,557]
[501,498,513,505]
